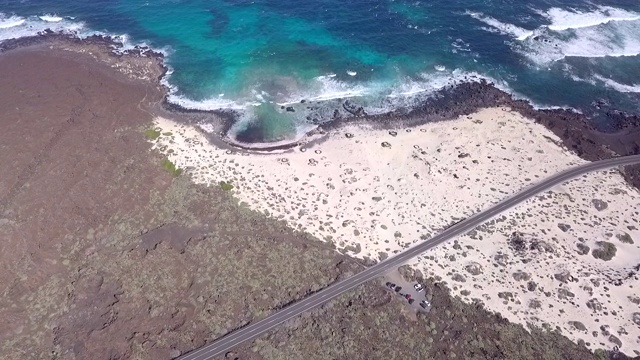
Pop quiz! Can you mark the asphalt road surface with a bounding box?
[178,154,640,360]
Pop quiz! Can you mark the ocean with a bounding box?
[1,0,639,144]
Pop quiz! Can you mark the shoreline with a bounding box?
[3,32,639,179]
[2,33,640,356]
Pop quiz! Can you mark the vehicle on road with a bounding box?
[414,283,424,292]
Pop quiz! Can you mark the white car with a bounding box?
[413,283,424,292]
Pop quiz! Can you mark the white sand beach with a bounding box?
[150,107,640,354]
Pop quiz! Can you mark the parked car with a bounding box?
[394,286,402,292]
[405,293,412,300]
[413,283,424,292]
[419,300,431,309]
[408,298,415,305]
[385,281,392,287]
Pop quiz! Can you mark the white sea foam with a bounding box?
[347,70,357,76]
[278,75,368,105]
[198,123,217,133]
[467,6,640,65]
[593,74,640,93]
[465,11,534,40]
[0,11,169,60]
[540,6,640,31]
[0,12,84,42]
[39,14,63,22]
[523,19,640,64]
[0,15,26,29]
[168,94,260,111]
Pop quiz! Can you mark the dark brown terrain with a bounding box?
[0,38,637,360]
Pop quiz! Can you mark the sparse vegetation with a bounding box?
[591,241,617,261]
[219,180,234,191]
[342,242,362,254]
[616,232,634,244]
[512,271,531,281]
[161,158,182,177]
[576,242,590,255]
[144,128,161,140]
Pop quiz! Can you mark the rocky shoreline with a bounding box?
[5,31,638,189]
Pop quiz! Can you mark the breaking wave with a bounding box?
[0,13,83,41]
[465,11,534,40]
[468,6,640,64]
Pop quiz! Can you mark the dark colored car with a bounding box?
[395,286,402,292]
[408,298,415,305]
[385,281,392,287]
[405,294,412,300]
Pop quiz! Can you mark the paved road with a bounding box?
[177,155,640,360]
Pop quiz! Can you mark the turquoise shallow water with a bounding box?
[1,0,640,142]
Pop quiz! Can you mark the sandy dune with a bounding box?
[151,107,640,354]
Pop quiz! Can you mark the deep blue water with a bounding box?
[1,0,639,143]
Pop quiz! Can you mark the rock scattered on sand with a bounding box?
[616,232,634,244]
[512,271,530,281]
[558,223,571,232]
[575,243,590,255]
[569,321,587,331]
[452,273,467,282]
[464,262,483,275]
[587,298,603,313]
[592,241,617,261]
[558,288,575,300]
[592,199,608,211]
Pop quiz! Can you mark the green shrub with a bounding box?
[144,128,161,140]
[220,181,234,191]
[161,158,182,177]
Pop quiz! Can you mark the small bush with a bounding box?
[220,181,234,191]
[144,128,161,140]
[568,321,587,331]
[575,242,590,255]
[161,159,182,177]
[592,241,617,261]
[616,232,634,244]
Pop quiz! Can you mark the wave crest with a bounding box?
[540,6,640,32]
[467,6,640,64]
